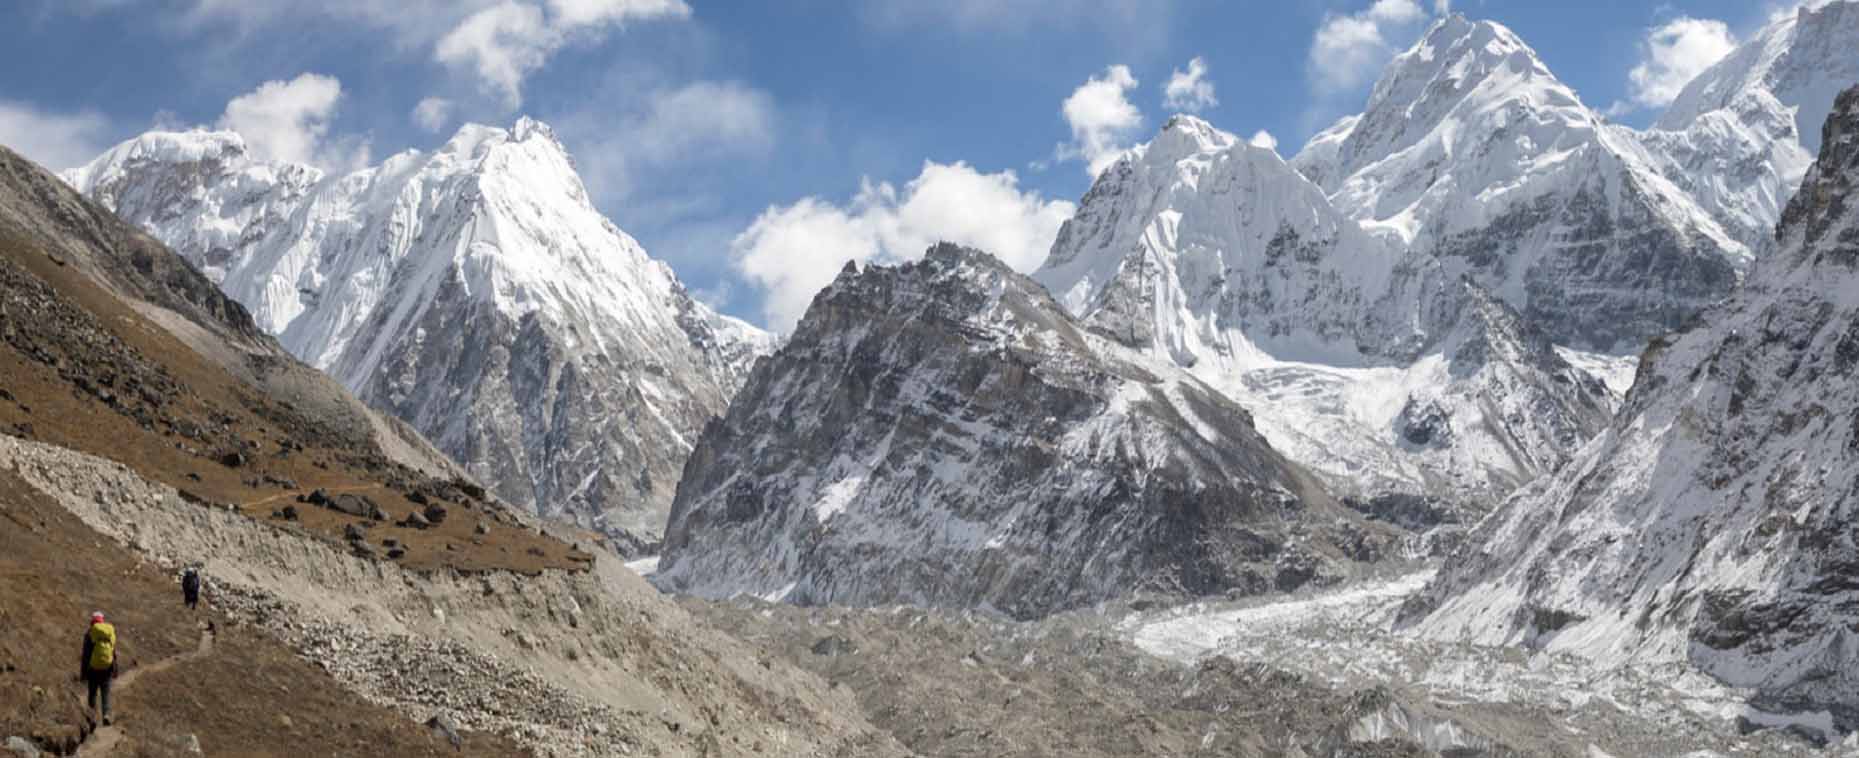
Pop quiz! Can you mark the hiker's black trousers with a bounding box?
[85,668,112,717]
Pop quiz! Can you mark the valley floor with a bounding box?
[1124,571,1838,756]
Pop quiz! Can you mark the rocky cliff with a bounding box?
[658,244,1394,619]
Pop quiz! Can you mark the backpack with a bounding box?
[88,623,116,670]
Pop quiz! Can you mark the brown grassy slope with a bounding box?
[0,145,587,575]
[0,466,529,757]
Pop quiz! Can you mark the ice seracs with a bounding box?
[65,118,773,548]
[1403,85,1859,739]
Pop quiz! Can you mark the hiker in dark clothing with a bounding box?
[79,611,117,725]
[182,567,201,611]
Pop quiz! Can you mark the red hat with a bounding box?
[90,612,104,623]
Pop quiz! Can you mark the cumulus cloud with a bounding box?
[732,162,1076,329]
[218,73,367,169]
[556,80,775,207]
[160,1,690,110]
[0,101,112,171]
[1163,56,1217,113]
[1308,0,1431,95]
[1625,17,1737,109]
[1248,130,1279,151]
[413,97,455,133]
[859,0,1168,37]
[1055,65,1143,176]
[436,0,689,107]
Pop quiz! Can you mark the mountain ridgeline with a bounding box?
[1405,83,1859,733]
[657,244,1400,619]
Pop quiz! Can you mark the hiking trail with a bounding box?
[74,624,216,757]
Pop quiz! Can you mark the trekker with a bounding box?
[181,567,201,611]
[79,611,117,725]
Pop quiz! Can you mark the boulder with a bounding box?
[422,503,448,525]
[810,636,858,657]
[328,494,385,521]
[425,715,462,751]
[343,523,367,542]
[386,547,407,560]
[401,511,432,530]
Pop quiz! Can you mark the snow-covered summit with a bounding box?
[67,119,773,546]
[1036,112,1614,511]
[1291,15,1746,351]
[1658,0,1859,152]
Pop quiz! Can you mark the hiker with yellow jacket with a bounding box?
[79,611,117,725]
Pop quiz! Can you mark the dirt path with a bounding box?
[75,625,217,757]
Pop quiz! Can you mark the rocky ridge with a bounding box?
[1403,85,1859,741]
[659,243,1405,619]
[1291,14,1747,352]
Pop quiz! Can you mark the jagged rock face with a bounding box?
[1291,15,1747,352]
[63,121,773,544]
[1035,115,1614,509]
[659,244,1386,620]
[1405,86,1859,733]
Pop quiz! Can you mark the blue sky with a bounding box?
[0,0,1806,329]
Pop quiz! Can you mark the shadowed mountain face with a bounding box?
[659,243,1405,620]
[1405,85,1859,735]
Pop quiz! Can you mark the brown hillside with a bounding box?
[0,145,588,575]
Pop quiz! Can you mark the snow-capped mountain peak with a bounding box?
[67,118,773,548]
[1657,0,1859,152]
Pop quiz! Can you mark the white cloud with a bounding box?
[1308,0,1431,95]
[1625,17,1737,109]
[546,0,688,28]
[161,1,690,110]
[1433,0,1451,15]
[1056,65,1143,176]
[0,101,112,171]
[435,3,552,108]
[435,0,689,108]
[732,161,1076,329]
[860,0,1167,35]
[556,80,775,207]
[217,73,367,169]
[1248,130,1279,151]
[1163,56,1217,113]
[413,97,456,133]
